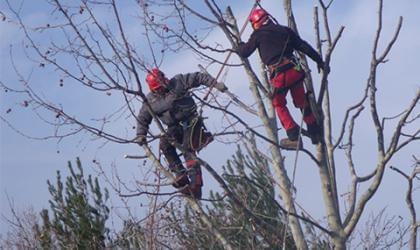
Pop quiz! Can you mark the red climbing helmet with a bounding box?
[249,8,269,30]
[146,68,167,91]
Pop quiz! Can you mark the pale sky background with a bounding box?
[1,0,419,244]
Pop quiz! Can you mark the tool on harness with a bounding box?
[268,56,302,79]
[180,116,213,153]
[269,60,295,79]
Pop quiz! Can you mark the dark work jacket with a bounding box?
[236,21,323,66]
[136,72,218,136]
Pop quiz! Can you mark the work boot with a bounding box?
[170,164,190,188]
[307,123,322,144]
[286,126,300,141]
[282,126,303,150]
[182,160,203,199]
[280,137,303,150]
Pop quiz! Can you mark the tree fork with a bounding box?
[224,4,309,249]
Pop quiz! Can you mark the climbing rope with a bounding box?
[204,0,261,100]
[281,91,306,250]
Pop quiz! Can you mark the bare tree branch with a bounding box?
[390,162,419,250]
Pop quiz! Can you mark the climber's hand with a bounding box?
[215,81,228,92]
[134,135,146,146]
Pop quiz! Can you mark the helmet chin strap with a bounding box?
[262,18,270,26]
[154,88,167,95]
[253,18,270,30]
[155,78,170,94]
[160,78,169,89]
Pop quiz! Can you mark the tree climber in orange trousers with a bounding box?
[236,8,327,149]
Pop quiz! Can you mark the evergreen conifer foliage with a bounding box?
[168,142,296,249]
[36,158,110,249]
[114,220,148,249]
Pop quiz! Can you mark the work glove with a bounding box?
[134,135,146,146]
[214,81,228,92]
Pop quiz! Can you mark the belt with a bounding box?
[268,58,295,79]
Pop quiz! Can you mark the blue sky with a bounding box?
[1,0,419,241]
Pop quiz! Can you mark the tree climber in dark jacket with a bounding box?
[135,68,227,199]
[236,8,327,149]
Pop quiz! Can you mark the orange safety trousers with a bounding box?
[271,67,317,132]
